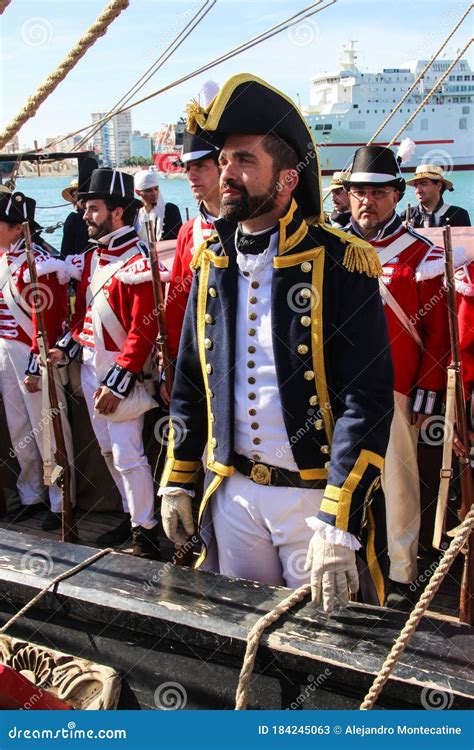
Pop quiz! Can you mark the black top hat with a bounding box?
[185,73,322,220]
[78,168,142,210]
[77,156,99,195]
[0,191,41,232]
[180,130,219,165]
[343,146,406,199]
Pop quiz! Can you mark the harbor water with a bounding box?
[17,171,474,254]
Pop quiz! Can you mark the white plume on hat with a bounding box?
[201,80,220,107]
[134,169,159,191]
[397,137,416,165]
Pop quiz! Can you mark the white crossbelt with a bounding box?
[0,253,34,340]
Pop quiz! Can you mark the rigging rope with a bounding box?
[38,1,336,153]
[0,0,130,150]
[388,38,473,146]
[360,505,474,710]
[368,2,473,144]
[73,0,216,153]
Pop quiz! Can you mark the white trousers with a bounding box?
[0,338,74,512]
[80,354,156,528]
[382,392,420,583]
[208,472,323,587]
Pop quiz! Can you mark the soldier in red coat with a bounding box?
[160,131,220,406]
[344,146,451,609]
[0,191,73,530]
[48,169,166,559]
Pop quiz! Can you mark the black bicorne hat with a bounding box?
[0,191,41,232]
[180,130,219,165]
[77,155,99,195]
[78,168,142,210]
[343,146,406,199]
[185,73,323,221]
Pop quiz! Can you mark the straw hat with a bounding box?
[406,164,453,191]
[328,171,349,191]
[61,178,79,203]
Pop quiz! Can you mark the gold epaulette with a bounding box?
[320,223,382,278]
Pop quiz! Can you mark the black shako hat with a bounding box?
[180,130,219,165]
[343,146,406,200]
[0,191,41,232]
[185,73,323,221]
[78,168,142,210]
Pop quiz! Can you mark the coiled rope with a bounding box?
[0,0,130,150]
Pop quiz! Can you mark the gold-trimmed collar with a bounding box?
[277,199,309,255]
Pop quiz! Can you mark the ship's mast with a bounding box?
[340,41,358,71]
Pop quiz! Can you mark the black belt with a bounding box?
[233,453,326,489]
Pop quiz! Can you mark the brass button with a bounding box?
[249,408,257,416]
[210,413,215,423]
[300,287,312,299]
[297,344,309,355]
[248,392,256,400]
[314,419,324,430]
[320,445,330,454]
[209,287,217,297]
[249,296,257,304]
[205,313,214,324]
[324,461,331,470]
[304,370,315,381]
[248,346,256,354]
[248,328,256,336]
[211,437,218,448]
[208,389,214,398]
[204,338,213,349]
[243,271,250,277]
[247,361,255,368]
[301,261,311,272]
[206,363,213,374]
[251,281,259,289]
[309,395,318,406]
[248,376,256,384]
[251,422,259,430]
[253,453,261,460]
[252,437,261,445]
[249,312,257,321]
[300,315,311,327]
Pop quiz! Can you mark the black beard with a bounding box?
[220,180,278,223]
[87,216,113,239]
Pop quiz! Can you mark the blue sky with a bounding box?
[1,0,473,149]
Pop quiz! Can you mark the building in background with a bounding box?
[3,135,19,154]
[91,111,132,167]
[130,131,153,160]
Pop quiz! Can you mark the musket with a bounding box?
[406,203,412,226]
[22,222,77,544]
[144,219,173,395]
[442,224,473,625]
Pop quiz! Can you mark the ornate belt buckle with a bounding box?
[250,463,272,485]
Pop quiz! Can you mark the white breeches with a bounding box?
[207,471,324,588]
[382,392,420,583]
[0,338,75,512]
[80,353,156,528]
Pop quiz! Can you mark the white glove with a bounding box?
[160,488,195,546]
[304,532,359,614]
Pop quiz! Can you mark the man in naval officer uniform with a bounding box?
[159,75,394,613]
[344,146,451,608]
[48,168,166,559]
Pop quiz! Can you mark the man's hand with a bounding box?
[304,533,359,614]
[160,488,194,546]
[47,348,68,366]
[23,374,41,393]
[453,429,474,458]
[159,380,171,407]
[94,386,121,415]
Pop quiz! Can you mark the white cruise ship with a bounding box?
[302,42,474,175]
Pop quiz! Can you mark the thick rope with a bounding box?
[388,38,473,147]
[0,548,113,635]
[40,1,336,154]
[360,505,474,710]
[0,0,11,14]
[235,584,311,710]
[368,2,473,144]
[0,0,130,150]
